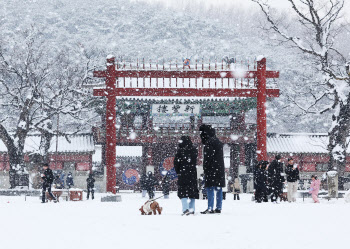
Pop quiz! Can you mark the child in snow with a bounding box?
[309,175,320,203]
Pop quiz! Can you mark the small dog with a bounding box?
[139,200,163,215]
[280,192,288,202]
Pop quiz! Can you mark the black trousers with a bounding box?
[255,189,268,203]
[234,194,240,200]
[87,187,94,199]
[42,183,55,202]
[147,189,154,199]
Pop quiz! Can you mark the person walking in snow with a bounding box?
[86,173,95,200]
[174,136,199,215]
[254,161,269,203]
[199,124,225,214]
[309,175,320,203]
[66,172,74,189]
[285,158,300,202]
[162,174,171,199]
[41,163,57,203]
[268,155,285,203]
[145,171,157,199]
[232,177,241,200]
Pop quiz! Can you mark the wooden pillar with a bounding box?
[105,57,117,194]
[256,57,267,161]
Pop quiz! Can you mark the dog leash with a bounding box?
[146,195,165,203]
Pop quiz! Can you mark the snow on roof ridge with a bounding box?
[268,132,328,137]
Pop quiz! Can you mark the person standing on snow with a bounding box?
[66,172,74,189]
[41,163,57,203]
[162,174,171,199]
[145,171,157,199]
[268,155,285,203]
[285,158,300,202]
[232,177,241,200]
[86,173,95,200]
[254,161,269,203]
[199,124,225,214]
[174,136,199,215]
[309,175,320,203]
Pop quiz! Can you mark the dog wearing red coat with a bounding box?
[139,200,163,215]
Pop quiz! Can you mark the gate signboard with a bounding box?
[151,104,200,116]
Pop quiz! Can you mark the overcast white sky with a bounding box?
[132,0,350,14]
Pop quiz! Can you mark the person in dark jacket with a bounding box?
[41,163,57,203]
[285,158,300,202]
[254,161,269,203]
[199,124,225,214]
[66,172,74,189]
[268,155,285,203]
[162,174,171,199]
[174,136,199,215]
[86,173,95,200]
[145,171,157,199]
[140,173,147,198]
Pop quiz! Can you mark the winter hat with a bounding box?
[179,136,193,149]
[275,155,281,160]
[42,163,49,167]
[199,124,212,144]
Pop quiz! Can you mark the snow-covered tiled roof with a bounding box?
[267,133,350,154]
[0,134,95,153]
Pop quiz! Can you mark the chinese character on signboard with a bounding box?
[152,104,200,116]
[157,105,169,113]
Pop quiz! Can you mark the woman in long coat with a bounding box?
[174,136,199,215]
[254,161,269,203]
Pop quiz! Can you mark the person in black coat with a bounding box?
[254,161,269,203]
[41,163,57,203]
[86,173,95,200]
[174,136,199,215]
[268,155,285,203]
[162,174,171,199]
[145,171,157,199]
[199,124,225,214]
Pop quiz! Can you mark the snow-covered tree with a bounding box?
[252,0,350,174]
[0,27,94,186]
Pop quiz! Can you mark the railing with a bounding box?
[93,58,279,90]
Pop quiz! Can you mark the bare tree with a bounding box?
[0,27,95,187]
[252,0,350,174]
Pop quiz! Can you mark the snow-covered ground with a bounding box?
[0,192,348,249]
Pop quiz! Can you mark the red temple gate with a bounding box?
[93,56,279,193]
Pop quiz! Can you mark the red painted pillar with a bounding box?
[257,57,267,161]
[105,56,117,193]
